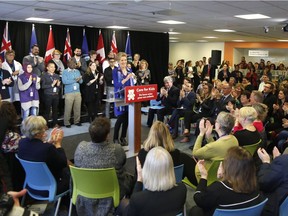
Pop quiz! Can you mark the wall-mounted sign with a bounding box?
[125,84,158,103]
[248,50,269,57]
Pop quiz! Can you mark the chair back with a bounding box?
[150,99,161,107]
[15,154,57,202]
[69,166,120,207]
[174,164,184,183]
[243,139,262,156]
[280,196,288,216]
[207,160,222,186]
[213,198,268,216]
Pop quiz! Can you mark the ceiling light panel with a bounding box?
[234,14,270,20]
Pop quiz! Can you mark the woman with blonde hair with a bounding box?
[233,106,262,147]
[135,59,150,85]
[124,147,186,215]
[191,146,265,216]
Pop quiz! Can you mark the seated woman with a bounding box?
[18,116,69,194]
[192,112,238,183]
[257,147,288,216]
[233,107,262,147]
[191,146,265,216]
[124,147,187,216]
[74,117,133,216]
[138,120,197,186]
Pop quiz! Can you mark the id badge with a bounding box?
[73,85,77,90]
[112,80,114,84]
[30,91,34,97]
[53,87,57,93]
[96,84,98,89]
[2,86,5,90]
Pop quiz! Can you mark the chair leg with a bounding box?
[54,197,62,216]
[68,198,73,216]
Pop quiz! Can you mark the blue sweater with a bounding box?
[62,68,83,94]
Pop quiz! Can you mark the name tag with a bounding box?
[30,91,33,97]
[96,84,98,89]
[73,85,77,90]
[2,86,6,90]
[112,80,114,84]
[53,87,57,93]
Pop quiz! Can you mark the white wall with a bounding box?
[169,42,224,65]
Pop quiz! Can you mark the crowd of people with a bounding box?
[1,49,288,215]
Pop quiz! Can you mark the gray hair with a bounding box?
[216,112,235,135]
[21,116,47,139]
[163,76,173,83]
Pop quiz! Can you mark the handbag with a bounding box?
[1,131,21,153]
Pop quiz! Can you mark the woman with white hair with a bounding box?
[124,147,186,215]
[233,106,262,147]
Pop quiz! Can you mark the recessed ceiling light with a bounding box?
[168,32,181,35]
[232,40,245,42]
[26,17,53,22]
[196,40,208,43]
[203,36,218,39]
[169,40,178,43]
[169,37,179,39]
[277,40,288,42]
[235,14,270,20]
[214,29,236,32]
[106,25,129,29]
[157,20,186,25]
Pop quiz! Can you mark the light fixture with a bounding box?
[106,25,129,29]
[169,40,178,43]
[26,17,53,22]
[264,26,269,33]
[196,40,208,43]
[232,40,245,42]
[214,29,236,32]
[203,36,218,39]
[235,14,270,20]
[157,20,186,25]
[169,37,179,39]
[168,32,181,35]
[277,39,288,42]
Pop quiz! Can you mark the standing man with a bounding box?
[62,60,83,128]
[104,58,116,118]
[71,47,87,76]
[262,81,277,117]
[22,44,45,77]
[41,62,61,128]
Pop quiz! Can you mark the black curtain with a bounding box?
[0,20,169,87]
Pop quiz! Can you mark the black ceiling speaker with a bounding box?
[283,24,288,32]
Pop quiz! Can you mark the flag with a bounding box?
[63,28,72,64]
[44,25,55,64]
[0,22,12,61]
[29,24,37,53]
[125,32,132,61]
[82,28,89,60]
[96,30,105,63]
[110,31,118,54]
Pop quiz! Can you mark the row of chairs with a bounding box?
[16,154,288,216]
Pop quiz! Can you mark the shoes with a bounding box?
[76,123,82,126]
[171,134,178,139]
[113,139,120,144]
[120,138,128,146]
[65,125,71,128]
[180,137,190,143]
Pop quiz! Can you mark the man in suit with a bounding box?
[262,81,277,117]
[213,83,234,118]
[202,57,216,83]
[71,47,87,76]
[147,76,180,127]
[22,44,45,77]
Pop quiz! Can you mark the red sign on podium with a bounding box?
[125,84,158,103]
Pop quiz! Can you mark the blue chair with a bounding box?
[213,198,268,216]
[280,196,288,216]
[16,154,70,216]
[174,164,184,183]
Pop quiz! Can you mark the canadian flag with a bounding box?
[96,30,105,63]
[44,25,55,64]
[63,28,72,64]
[110,31,118,54]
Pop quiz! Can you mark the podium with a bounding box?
[121,84,158,155]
